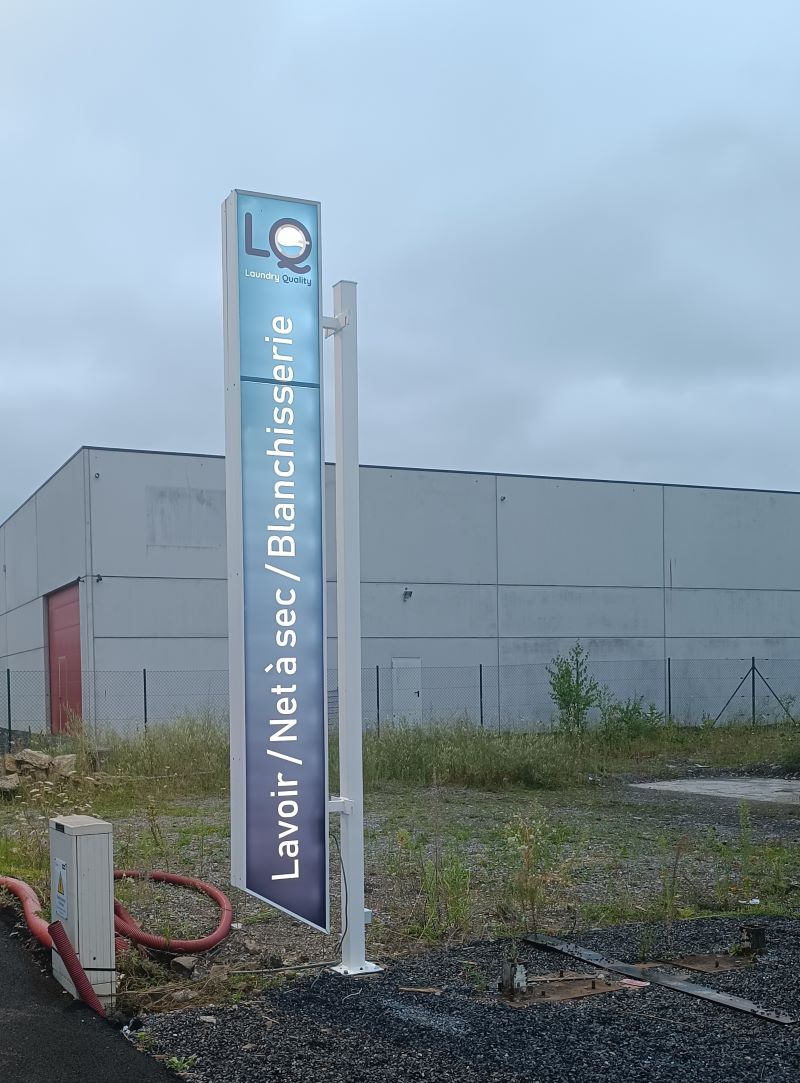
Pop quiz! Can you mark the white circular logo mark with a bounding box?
[274,224,308,259]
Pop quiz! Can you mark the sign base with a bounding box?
[332,960,383,977]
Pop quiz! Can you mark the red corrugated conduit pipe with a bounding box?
[0,870,233,1016]
[48,919,106,1017]
[112,870,233,953]
[0,877,51,947]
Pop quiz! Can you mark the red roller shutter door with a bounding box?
[47,583,82,734]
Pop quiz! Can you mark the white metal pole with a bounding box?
[330,280,380,975]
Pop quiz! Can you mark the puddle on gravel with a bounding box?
[631,778,800,804]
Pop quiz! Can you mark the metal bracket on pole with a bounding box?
[325,280,381,977]
[328,796,354,815]
[322,314,348,338]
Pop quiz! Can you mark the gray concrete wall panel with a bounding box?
[664,636,800,660]
[4,500,38,610]
[359,469,497,585]
[664,486,800,590]
[145,485,225,549]
[35,452,86,596]
[497,476,663,587]
[499,636,665,665]
[359,637,497,669]
[88,450,226,579]
[91,578,227,639]
[667,588,800,639]
[92,636,227,671]
[4,648,45,670]
[0,525,6,662]
[362,583,497,639]
[4,598,44,659]
[0,525,6,617]
[499,586,663,639]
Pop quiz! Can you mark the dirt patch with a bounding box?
[3,779,800,1013]
[97,781,800,1011]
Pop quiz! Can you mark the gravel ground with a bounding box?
[142,916,800,1082]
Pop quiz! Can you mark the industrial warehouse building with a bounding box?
[3,445,800,732]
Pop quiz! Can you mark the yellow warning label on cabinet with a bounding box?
[54,859,68,920]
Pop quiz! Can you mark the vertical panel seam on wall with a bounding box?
[494,473,500,723]
[662,484,667,715]
[83,450,97,726]
[0,526,5,668]
[34,492,40,598]
[37,491,48,700]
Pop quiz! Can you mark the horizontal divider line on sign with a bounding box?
[240,375,320,389]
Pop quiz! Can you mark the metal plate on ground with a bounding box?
[525,933,797,1025]
[528,971,600,983]
[505,978,627,1007]
[666,953,752,974]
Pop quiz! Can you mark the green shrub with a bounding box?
[600,695,664,741]
[547,642,601,735]
[781,742,800,775]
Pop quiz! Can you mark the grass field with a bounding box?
[2,716,800,1011]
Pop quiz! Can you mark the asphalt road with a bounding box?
[0,921,170,1083]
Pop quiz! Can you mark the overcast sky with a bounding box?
[2,0,800,521]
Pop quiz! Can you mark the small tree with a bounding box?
[547,641,600,735]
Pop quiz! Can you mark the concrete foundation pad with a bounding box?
[631,778,800,804]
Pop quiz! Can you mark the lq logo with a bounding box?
[244,213,313,274]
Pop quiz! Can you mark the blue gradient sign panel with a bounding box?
[223,190,328,932]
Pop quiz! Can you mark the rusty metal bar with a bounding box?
[524,933,795,1025]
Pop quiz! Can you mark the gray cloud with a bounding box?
[2,0,800,521]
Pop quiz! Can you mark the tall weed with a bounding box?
[498,808,575,931]
[415,845,473,940]
[104,713,229,795]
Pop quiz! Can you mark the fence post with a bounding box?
[667,657,671,719]
[6,669,10,752]
[479,664,484,728]
[143,668,148,733]
[751,657,756,726]
[375,664,380,737]
[497,666,502,736]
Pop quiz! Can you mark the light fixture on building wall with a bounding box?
[402,588,413,602]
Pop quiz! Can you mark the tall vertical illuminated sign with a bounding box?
[222,191,328,931]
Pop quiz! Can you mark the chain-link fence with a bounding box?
[351,657,800,732]
[0,669,230,749]
[3,657,800,750]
